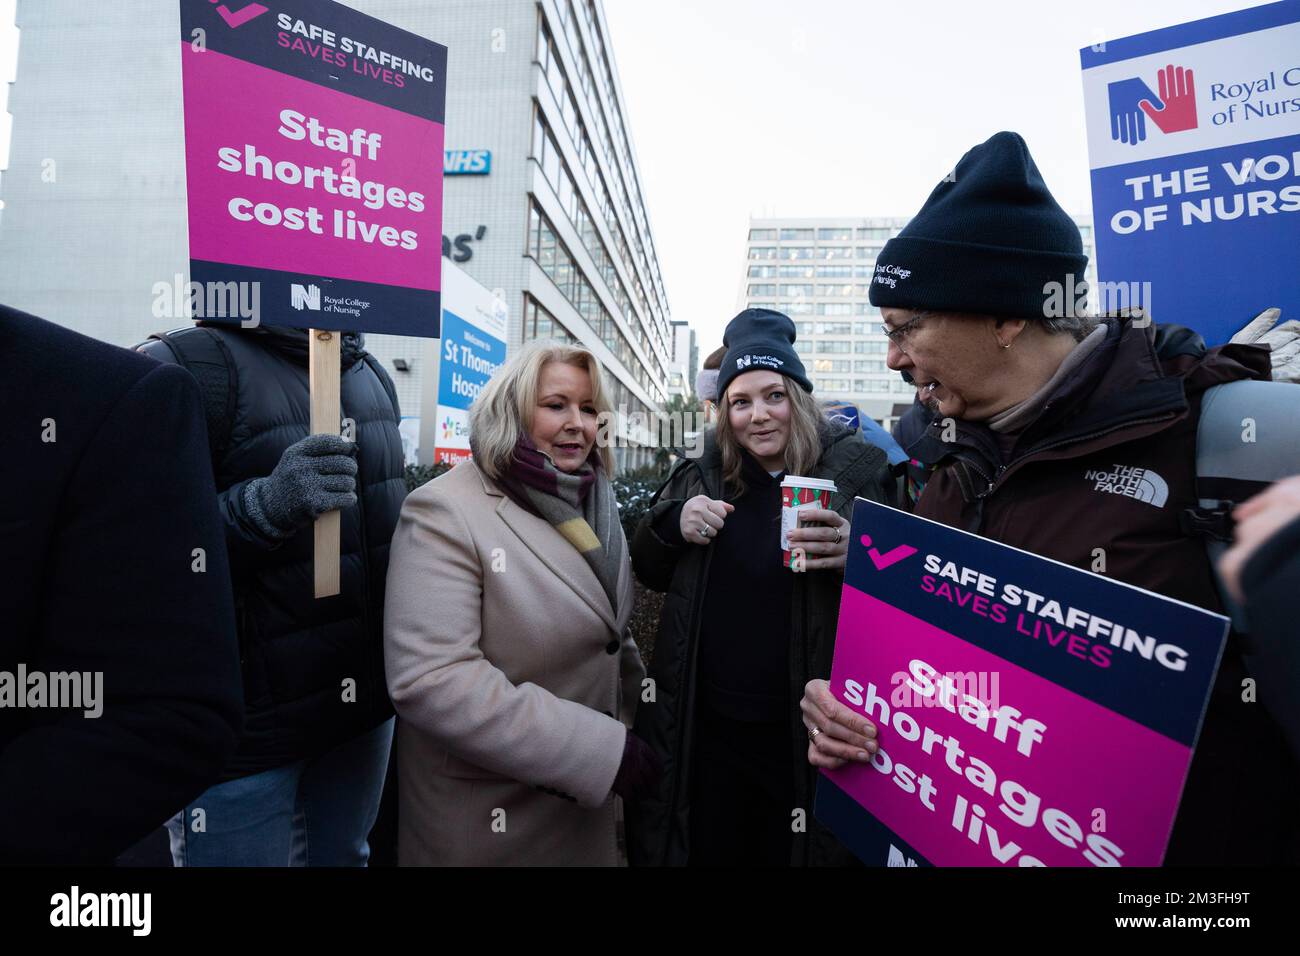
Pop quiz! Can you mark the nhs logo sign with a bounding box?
[444,150,492,176]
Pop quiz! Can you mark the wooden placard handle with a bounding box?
[310,329,342,599]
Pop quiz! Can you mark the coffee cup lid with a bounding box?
[780,476,838,493]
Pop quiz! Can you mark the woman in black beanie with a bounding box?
[626,309,894,866]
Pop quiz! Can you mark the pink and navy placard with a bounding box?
[179,0,446,335]
[815,499,1229,867]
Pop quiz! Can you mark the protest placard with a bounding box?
[815,500,1229,866]
[1080,1,1300,343]
[179,0,447,595]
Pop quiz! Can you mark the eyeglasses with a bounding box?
[880,312,927,352]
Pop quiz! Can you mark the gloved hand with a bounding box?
[1231,308,1300,383]
[611,730,663,801]
[242,434,358,541]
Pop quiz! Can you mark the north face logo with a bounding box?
[1083,464,1169,507]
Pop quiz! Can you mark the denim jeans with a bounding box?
[166,718,394,867]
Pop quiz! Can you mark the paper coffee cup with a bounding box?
[780,476,838,568]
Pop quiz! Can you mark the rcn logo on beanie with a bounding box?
[873,263,913,290]
[734,353,785,371]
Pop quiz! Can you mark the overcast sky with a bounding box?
[600,0,1256,350]
[0,0,1261,350]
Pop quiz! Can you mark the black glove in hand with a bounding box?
[612,731,663,802]
[243,434,358,540]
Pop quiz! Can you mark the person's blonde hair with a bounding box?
[469,339,615,479]
[715,373,827,495]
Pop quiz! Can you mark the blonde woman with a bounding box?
[626,309,894,867]
[383,341,651,866]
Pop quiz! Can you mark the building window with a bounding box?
[780,285,815,298]
[820,284,854,297]
[780,228,814,241]
[748,284,776,296]
[521,294,575,345]
[748,265,776,278]
[779,265,815,278]
[749,228,776,240]
[749,246,777,260]
[818,228,853,241]
[817,303,852,316]
[779,246,815,260]
[813,359,851,373]
[817,340,852,354]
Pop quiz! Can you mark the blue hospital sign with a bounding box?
[444,149,492,175]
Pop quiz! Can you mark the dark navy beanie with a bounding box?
[716,308,813,399]
[868,131,1088,319]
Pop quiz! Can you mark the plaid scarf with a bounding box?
[476,434,625,616]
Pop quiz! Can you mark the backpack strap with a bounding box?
[148,327,238,461]
[361,351,402,421]
[1184,379,1300,633]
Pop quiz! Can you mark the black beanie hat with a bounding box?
[716,308,813,399]
[868,131,1088,319]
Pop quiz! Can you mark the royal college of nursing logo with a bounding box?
[1083,464,1170,507]
[290,284,321,311]
[1107,64,1199,145]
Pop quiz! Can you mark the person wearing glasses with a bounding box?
[626,308,894,867]
[801,130,1300,865]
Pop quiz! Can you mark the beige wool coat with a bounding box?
[383,459,643,866]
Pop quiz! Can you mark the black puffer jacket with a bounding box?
[626,424,893,866]
[139,325,404,778]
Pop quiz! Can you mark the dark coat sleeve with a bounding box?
[1241,514,1300,761]
[630,464,697,593]
[137,337,284,558]
[0,363,244,863]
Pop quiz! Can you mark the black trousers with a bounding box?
[688,701,796,867]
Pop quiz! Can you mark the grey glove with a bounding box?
[243,434,358,540]
[1231,308,1300,383]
